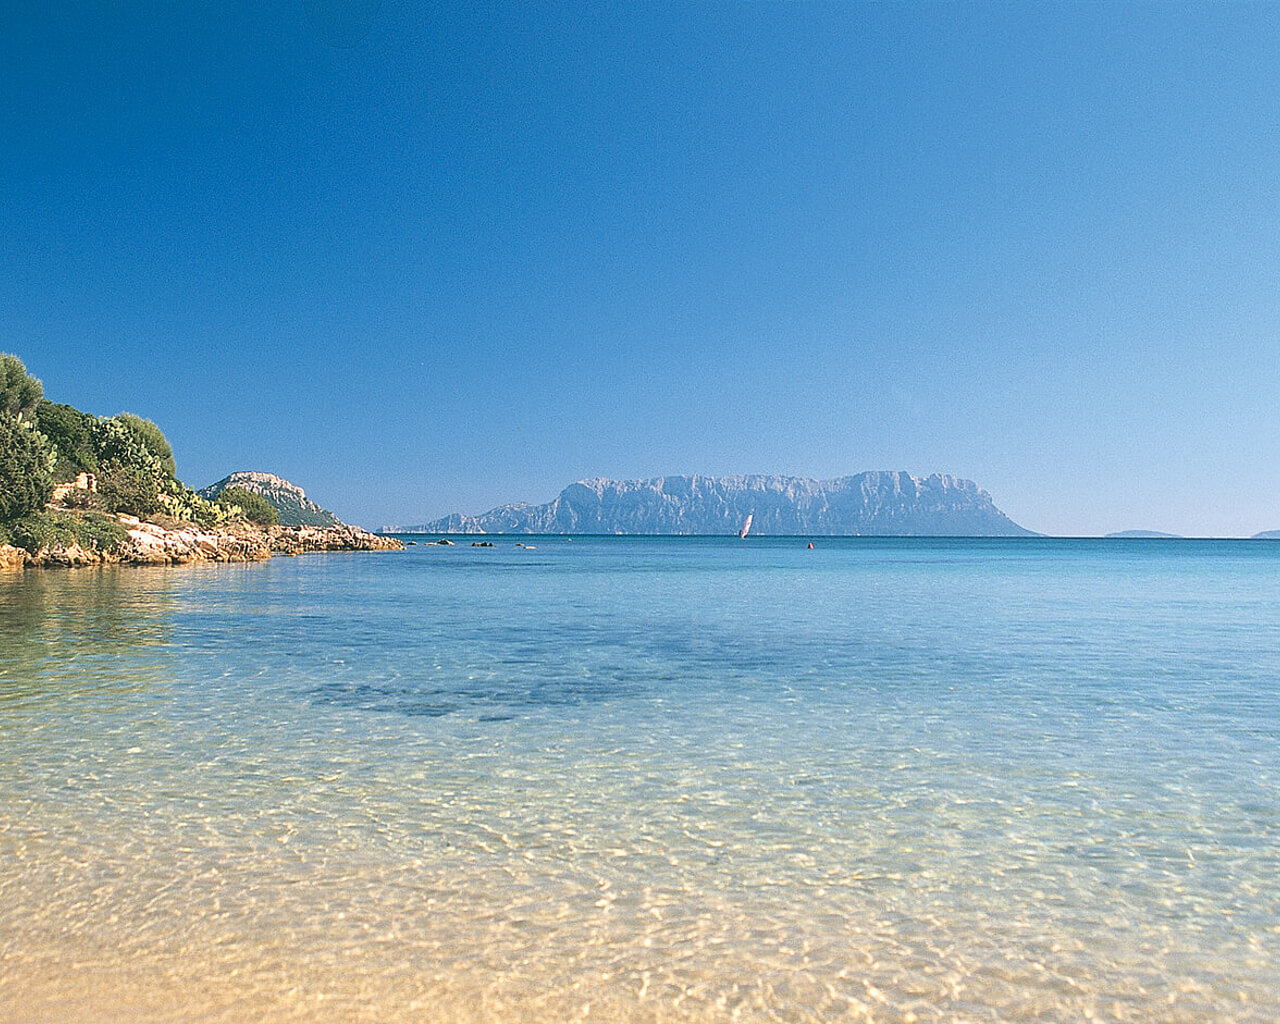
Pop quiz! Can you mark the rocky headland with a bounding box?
[197,471,344,527]
[0,354,403,571]
[1,514,401,570]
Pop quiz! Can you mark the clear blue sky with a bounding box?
[4,2,1279,535]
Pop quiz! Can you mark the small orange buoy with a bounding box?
[807,542,814,549]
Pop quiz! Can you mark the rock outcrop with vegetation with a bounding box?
[0,514,399,569]
[0,352,401,569]
[198,471,343,527]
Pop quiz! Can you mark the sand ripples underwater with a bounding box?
[2,539,1278,1021]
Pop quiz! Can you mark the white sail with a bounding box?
[739,513,753,539]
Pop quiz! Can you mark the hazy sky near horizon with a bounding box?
[5,2,1280,535]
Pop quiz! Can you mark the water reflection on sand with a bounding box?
[1,543,1278,1022]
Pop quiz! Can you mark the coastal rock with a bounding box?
[13,516,402,570]
[50,472,98,505]
[267,524,404,555]
[0,544,30,570]
[396,472,1035,536]
[38,542,110,567]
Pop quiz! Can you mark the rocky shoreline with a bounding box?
[0,514,402,570]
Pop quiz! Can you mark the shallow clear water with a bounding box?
[1,538,1278,1022]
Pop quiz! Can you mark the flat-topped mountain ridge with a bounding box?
[392,472,1036,536]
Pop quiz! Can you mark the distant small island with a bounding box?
[387,472,1037,537]
[1104,530,1183,539]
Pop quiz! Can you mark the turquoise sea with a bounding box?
[1,537,1278,1022]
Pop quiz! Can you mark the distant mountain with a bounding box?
[389,472,1036,536]
[1105,530,1183,539]
[198,471,343,527]
[1252,530,1280,540]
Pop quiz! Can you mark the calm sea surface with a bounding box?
[1,537,1277,1022]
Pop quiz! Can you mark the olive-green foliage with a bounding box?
[0,354,43,422]
[34,400,98,481]
[217,487,279,526]
[92,416,161,474]
[0,416,54,522]
[92,416,168,478]
[116,413,176,478]
[96,464,163,518]
[89,417,175,518]
[9,510,128,554]
[160,487,241,528]
[0,357,190,525]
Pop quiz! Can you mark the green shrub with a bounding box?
[92,417,165,477]
[0,354,43,422]
[159,486,241,528]
[217,487,279,526]
[9,510,128,553]
[0,416,55,522]
[116,413,176,478]
[0,362,189,526]
[90,417,175,518]
[96,464,162,518]
[34,400,98,480]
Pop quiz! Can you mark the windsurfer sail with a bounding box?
[739,513,753,539]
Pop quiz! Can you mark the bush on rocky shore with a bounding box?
[33,400,98,480]
[0,415,55,523]
[5,510,129,554]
